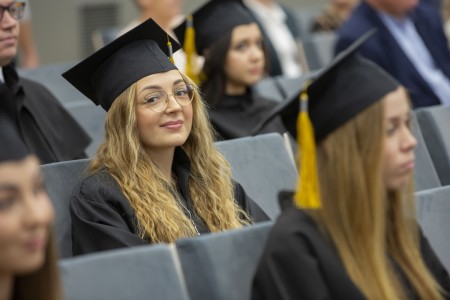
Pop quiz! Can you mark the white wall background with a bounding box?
[28,0,327,65]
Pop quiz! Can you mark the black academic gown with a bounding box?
[0,64,91,164]
[252,200,450,300]
[209,91,287,141]
[70,147,268,256]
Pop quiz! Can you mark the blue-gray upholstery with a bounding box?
[65,101,106,157]
[18,62,86,105]
[216,133,297,219]
[415,185,450,272]
[176,221,272,300]
[415,105,450,185]
[59,244,190,300]
[42,159,90,258]
[412,113,441,191]
[253,72,317,103]
[302,32,337,71]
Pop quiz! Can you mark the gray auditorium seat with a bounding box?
[18,62,86,105]
[253,72,317,103]
[59,244,190,300]
[42,159,90,258]
[302,32,337,71]
[412,113,441,191]
[416,185,450,272]
[415,105,450,185]
[176,221,272,300]
[65,101,106,157]
[216,133,297,219]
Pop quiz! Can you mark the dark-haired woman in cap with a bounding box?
[174,0,288,140]
[64,19,268,256]
[251,33,450,299]
[0,115,61,300]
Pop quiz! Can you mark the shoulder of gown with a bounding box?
[70,170,147,256]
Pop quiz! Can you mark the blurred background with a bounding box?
[27,0,326,65]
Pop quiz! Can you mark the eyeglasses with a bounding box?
[0,2,25,22]
[140,84,195,112]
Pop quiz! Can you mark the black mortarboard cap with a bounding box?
[0,115,29,162]
[252,29,400,141]
[62,19,181,111]
[173,0,255,54]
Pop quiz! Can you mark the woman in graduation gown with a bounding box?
[62,19,268,256]
[174,0,287,140]
[251,31,450,299]
[0,115,62,300]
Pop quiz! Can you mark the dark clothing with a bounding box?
[70,148,268,256]
[248,4,301,77]
[209,92,287,140]
[0,64,91,164]
[335,2,450,108]
[252,201,450,300]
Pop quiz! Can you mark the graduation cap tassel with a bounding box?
[167,36,175,64]
[294,87,321,209]
[184,15,200,84]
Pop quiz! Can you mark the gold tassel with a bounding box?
[294,84,321,209]
[183,15,200,84]
[167,36,175,64]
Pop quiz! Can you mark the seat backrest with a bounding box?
[42,159,90,258]
[415,105,450,185]
[59,244,190,300]
[216,133,297,219]
[176,221,273,300]
[412,113,441,191]
[302,32,337,71]
[65,101,106,157]
[18,62,85,106]
[415,186,450,272]
[253,73,316,103]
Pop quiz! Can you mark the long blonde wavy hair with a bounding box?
[311,95,444,299]
[90,72,250,243]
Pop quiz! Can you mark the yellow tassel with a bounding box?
[294,85,321,209]
[183,15,200,84]
[167,36,175,64]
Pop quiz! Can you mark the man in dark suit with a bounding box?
[335,0,450,108]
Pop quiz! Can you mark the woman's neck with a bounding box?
[144,147,175,180]
[225,81,247,95]
[0,274,13,300]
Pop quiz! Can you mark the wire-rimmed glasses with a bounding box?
[0,2,25,22]
[140,84,195,112]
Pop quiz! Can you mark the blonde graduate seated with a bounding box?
[251,32,450,299]
[0,116,61,300]
[63,19,268,256]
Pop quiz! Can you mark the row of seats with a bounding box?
[58,184,450,300]
[42,133,298,258]
[19,62,450,191]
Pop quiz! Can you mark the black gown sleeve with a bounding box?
[252,229,332,300]
[233,182,270,222]
[420,229,450,298]
[70,175,147,256]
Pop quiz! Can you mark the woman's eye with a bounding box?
[175,88,188,97]
[144,93,162,104]
[235,43,248,51]
[387,123,397,136]
[0,197,16,211]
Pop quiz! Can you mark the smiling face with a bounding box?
[224,22,265,94]
[0,155,53,276]
[0,0,20,66]
[135,69,193,157]
[382,87,417,191]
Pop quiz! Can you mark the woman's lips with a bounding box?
[161,120,183,130]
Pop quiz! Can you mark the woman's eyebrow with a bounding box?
[138,85,162,96]
[0,184,18,193]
